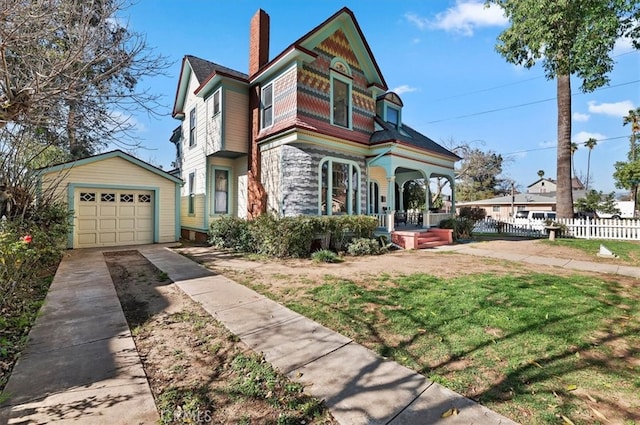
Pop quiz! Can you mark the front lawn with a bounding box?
[543,238,640,265]
[252,270,640,424]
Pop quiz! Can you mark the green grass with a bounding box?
[542,238,640,265]
[283,272,640,424]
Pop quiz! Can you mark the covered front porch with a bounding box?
[366,147,457,235]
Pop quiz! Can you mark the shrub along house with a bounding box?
[171,7,459,247]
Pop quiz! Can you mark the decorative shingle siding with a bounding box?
[273,66,298,125]
[297,29,376,143]
[280,144,366,216]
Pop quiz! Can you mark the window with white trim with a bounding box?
[213,89,221,116]
[189,108,196,146]
[188,172,195,214]
[320,158,360,215]
[213,168,229,214]
[261,83,273,129]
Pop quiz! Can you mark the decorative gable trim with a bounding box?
[250,7,386,91]
[295,7,386,91]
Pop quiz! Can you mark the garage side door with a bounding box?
[75,189,153,248]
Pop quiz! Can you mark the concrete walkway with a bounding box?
[5,241,633,424]
[139,246,517,425]
[0,249,158,424]
[434,243,640,278]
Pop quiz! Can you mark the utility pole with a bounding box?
[511,181,515,218]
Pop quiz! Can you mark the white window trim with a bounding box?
[188,171,196,215]
[189,107,197,147]
[261,82,273,129]
[212,89,221,116]
[318,157,361,216]
[210,166,232,216]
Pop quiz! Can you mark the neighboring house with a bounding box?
[527,177,584,194]
[171,7,459,240]
[38,150,182,249]
[527,178,557,194]
[457,176,587,220]
[457,193,556,221]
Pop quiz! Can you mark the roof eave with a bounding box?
[250,46,317,84]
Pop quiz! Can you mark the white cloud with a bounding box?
[405,12,429,30]
[539,140,556,148]
[572,112,590,122]
[392,85,418,95]
[421,1,508,36]
[572,131,607,144]
[588,100,636,118]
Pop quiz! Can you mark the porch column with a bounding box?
[386,175,396,212]
[398,181,405,212]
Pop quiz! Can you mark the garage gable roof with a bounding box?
[37,150,183,184]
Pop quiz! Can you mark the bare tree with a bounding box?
[0,0,170,156]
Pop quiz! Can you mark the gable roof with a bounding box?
[371,117,460,161]
[172,55,249,119]
[527,177,556,188]
[251,7,387,92]
[185,55,248,84]
[36,150,183,184]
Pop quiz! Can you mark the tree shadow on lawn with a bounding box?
[296,272,640,423]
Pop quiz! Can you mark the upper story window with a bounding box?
[213,89,221,116]
[189,108,196,147]
[332,79,350,128]
[261,83,273,129]
[387,107,399,127]
[330,58,352,129]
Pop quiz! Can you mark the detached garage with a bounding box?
[38,150,182,249]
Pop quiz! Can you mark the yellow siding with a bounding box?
[41,156,178,244]
[180,194,206,230]
[369,167,388,209]
[224,90,249,154]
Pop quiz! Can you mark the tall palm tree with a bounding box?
[584,138,597,191]
[623,108,640,216]
[537,170,545,179]
[571,142,579,177]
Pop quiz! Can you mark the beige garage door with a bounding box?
[75,189,153,248]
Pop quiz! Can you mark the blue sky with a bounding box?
[123,0,639,194]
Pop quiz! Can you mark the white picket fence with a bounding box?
[474,217,640,241]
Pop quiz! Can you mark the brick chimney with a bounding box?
[247,9,269,219]
[249,9,269,76]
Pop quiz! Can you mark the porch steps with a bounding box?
[391,228,453,250]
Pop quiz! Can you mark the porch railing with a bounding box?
[370,211,454,233]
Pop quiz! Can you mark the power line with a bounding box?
[501,135,630,156]
[427,80,640,124]
[430,75,546,102]
[429,49,638,103]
